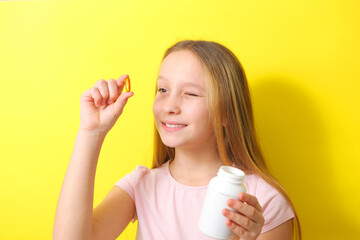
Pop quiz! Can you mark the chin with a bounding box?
[160,139,180,148]
[161,139,199,150]
[160,136,186,148]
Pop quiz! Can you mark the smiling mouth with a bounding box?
[162,122,187,128]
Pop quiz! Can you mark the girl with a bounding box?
[53,40,301,240]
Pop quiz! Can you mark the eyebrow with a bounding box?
[157,75,204,90]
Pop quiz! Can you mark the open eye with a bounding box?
[158,87,168,93]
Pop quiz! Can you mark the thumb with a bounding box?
[113,91,134,116]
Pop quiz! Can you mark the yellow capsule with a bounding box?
[125,76,131,92]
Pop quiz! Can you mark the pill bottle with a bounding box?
[198,166,246,240]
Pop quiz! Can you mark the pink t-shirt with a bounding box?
[114,161,294,239]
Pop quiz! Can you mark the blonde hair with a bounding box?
[152,40,301,239]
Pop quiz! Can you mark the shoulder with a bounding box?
[245,174,288,205]
[114,162,169,203]
[128,165,151,183]
[115,162,168,188]
[245,174,295,234]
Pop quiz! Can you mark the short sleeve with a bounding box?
[256,178,295,234]
[114,165,150,222]
[114,165,150,201]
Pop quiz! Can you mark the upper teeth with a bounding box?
[165,123,186,128]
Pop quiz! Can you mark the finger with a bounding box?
[94,79,109,105]
[225,219,253,239]
[116,74,129,93]
[238,192,263,213]
[227,198,264,224]
[222,208,256,232]
[89,87,102,107]
[107,79,119,104]
[113,91,134,116]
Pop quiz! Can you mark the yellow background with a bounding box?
[1,0,359,239]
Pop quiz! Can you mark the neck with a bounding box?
[169,144,223,186]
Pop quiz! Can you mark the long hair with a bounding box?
[152,40,301,239]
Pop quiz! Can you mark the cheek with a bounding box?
[192,101,210,118]
[190,104,212,125]
[152,98,161,119]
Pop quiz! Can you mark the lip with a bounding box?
[161,121,187,132]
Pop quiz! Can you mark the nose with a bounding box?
[163,94,181,114]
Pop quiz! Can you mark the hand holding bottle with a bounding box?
[223,193,265,240]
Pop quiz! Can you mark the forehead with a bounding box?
[158,50,207,87]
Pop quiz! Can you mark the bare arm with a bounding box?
[92,186,135,240]
[53,129,105,240]
[53,75,134,240]
[257,220,292,240]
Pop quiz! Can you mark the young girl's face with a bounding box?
[153,50,215,150]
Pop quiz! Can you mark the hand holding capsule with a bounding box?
[79,74,134,134]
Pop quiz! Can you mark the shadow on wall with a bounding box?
[251,77,359,239]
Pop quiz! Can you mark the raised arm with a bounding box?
[53,75,134,240]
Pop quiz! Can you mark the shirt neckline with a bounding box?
[164,161,209,190]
